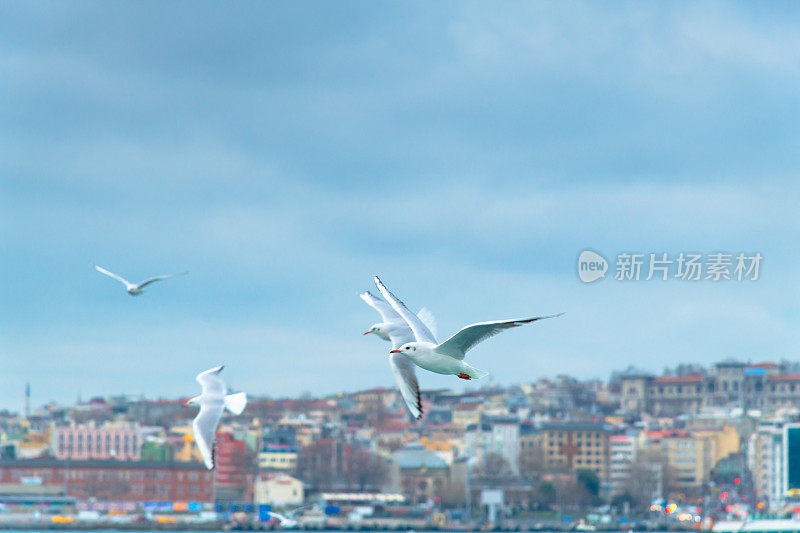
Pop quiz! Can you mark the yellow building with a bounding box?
[174,433,204,463]
[451,404,481,430]
[640,425,739,492]
[539,423,611,481]
[258,449,298,470]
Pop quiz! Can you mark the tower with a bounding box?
[24,381,30,419]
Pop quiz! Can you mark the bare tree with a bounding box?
[473,453,514,481]
[342,446,389,491]
[296,440,338,490]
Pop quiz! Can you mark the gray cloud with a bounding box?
[2,1,799,407]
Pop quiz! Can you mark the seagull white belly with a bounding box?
[409,352,464,375]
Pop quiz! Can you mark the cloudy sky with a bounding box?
[2,1,799,411]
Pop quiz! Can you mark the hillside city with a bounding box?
[2,359,800,528]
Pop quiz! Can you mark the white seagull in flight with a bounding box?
[93,264,187,295]
[268,511,301,529]
[361,291,437,420]
[183,366,247,470]
[374,276,563,381]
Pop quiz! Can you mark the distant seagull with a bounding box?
[268,511,301,529]
[183,366,247,470]
[374,276,563,381]
[93,264,187,296]
[361,291,438,420]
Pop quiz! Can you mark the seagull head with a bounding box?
[363,324,381,336]
[183,396,201,408]
[390,343,417,354]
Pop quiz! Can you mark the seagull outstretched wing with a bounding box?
[93,265,132,287]
[373,277,436,343]
[193,404,224,469]
[389,353,423,420]
[137,271,187,289]
[436,314,564,360]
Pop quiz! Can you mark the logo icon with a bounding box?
[578,250,608,283]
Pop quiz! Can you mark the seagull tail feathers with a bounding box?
[224,392,247,415]
[462,363,489,380]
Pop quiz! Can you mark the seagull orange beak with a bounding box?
[390,349,401,353]
[363,331,372,335]
[182,401,189,407]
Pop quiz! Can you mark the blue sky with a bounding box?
[2,1,799,411]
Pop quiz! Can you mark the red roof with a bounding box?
[653,374,703,384]
[750,361,779,368]
[611,435,633,443]
[377,424,409,433]
[769,374,800,382]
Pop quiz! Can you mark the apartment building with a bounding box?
[639,425,739,493]
[539,422,611,482]
[748,422,784,510]
[609,434,636,496]
[518,423,542,477]
[465,416,520,475]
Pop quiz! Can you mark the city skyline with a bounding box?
[3,1,800,406]
[11,356,800,418]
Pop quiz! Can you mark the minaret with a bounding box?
[25,381,30,419]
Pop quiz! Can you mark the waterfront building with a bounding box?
[0,458,212,503]
[254,472,304,507]
[54,421,141,461]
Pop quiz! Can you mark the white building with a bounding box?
[609,434,637,496]
[748,422,786,510]
[254,473,304,507]
[465,416,520,475]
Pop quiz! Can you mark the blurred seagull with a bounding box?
[93,264,186,295]
[183,366,247,470]
[268,511,301,529]
[361,291,436,340]
[361,291,437,420]
[374,276,563,381]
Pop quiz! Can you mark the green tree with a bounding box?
[576,469,602,506]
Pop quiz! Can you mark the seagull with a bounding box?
[268,510,301,529]
[93,264,187,296]
[183,366,247,470]
[361,291,437,341]
[374,276,563,381]
[361,291,437,421]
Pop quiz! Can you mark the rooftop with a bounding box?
[653,374,703,384]
[391,445,447,470]
[769,374,800,382]
[0,458,208,470]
